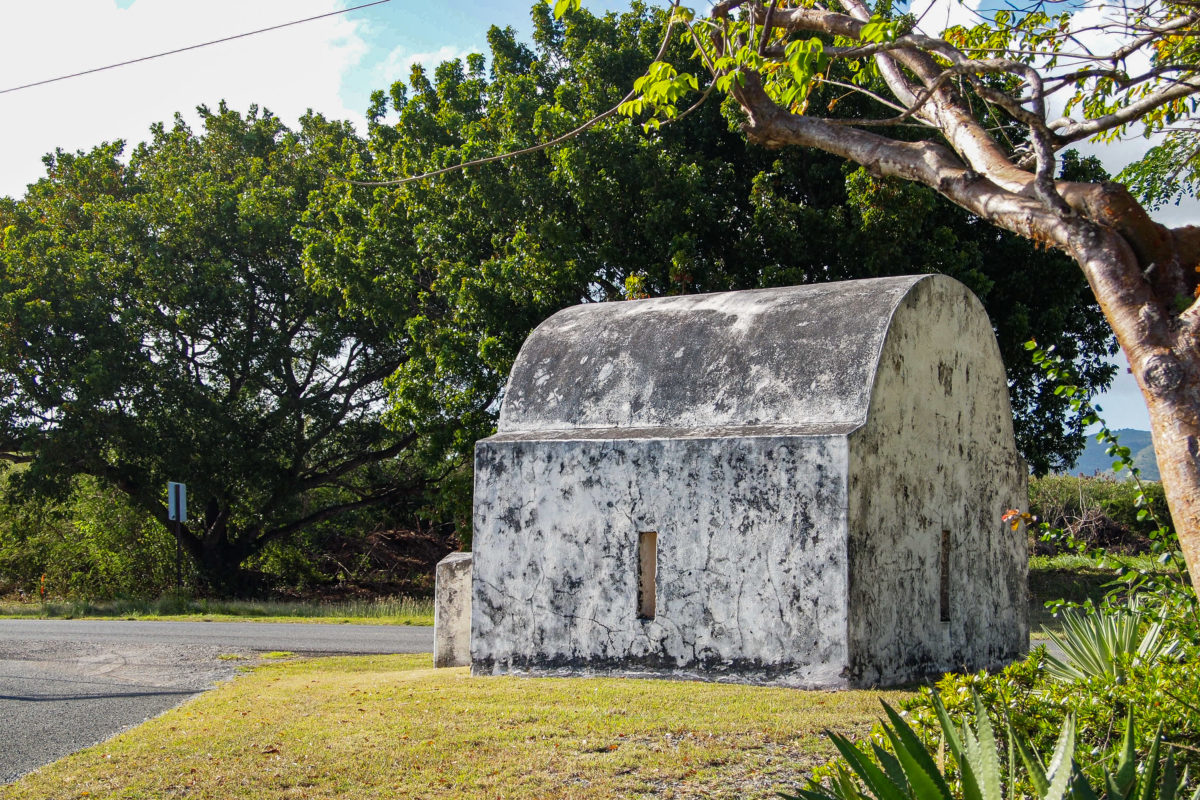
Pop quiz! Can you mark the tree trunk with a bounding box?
[727,73,1200,583]
[1060,212,1200,585]
[1125,327,1200,579]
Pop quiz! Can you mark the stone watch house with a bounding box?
[445,274,1027,688]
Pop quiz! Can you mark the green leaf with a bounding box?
[932,693,981,800]
[552,0,581,18]
[1111,714,1138,797]
[1042,717,1076,800]
[828,733,909,800]
[881,703,953,800]
[1136,727,1164,800]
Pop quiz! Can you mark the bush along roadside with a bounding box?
[784,341,1199,798]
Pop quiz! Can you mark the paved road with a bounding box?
[0,620,434,784]
[0,618,434,653]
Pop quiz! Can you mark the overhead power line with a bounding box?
[0,0,394,97]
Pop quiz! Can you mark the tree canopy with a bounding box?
[525,0,1200,579]
[0,106,425,588]
[304,1,1115,476]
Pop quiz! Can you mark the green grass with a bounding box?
[0,595,433,626]
[0,654,910,800]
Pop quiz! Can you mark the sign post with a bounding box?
[167,481,187,590]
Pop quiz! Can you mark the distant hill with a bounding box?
[1065,428,1159,481]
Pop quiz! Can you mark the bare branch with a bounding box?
[1109,12,1199,61]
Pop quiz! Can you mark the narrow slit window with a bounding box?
[637,531,657,620]
[939,529,951,623]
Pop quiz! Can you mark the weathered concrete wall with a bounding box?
[434,552,473,668]
[472,432,851,687]
[846,276,1028,686]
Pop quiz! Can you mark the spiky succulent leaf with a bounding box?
[1136,727,1164,800]
[881,725,952,800]
[969,694,1004,800]
[871,742,910,796]
[932,693,983,800]
[1016,729,1051,797]
[881,703,954,800]
[1042,717,1076,800]
[1112,714,1139,797]
[828,732,909,800]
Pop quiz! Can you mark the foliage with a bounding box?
[1021,342,1198,636]
[1029,476,1171,549]
[897,652,1200,783]
[0,105,430,589]
[307,2,1116,476]
[0,470,176,600]
[567,0,1199,206]
[794,687,1199,800]
[1077,715,1200,800]
[1119,133,1200,210]
[787,692,1077,800]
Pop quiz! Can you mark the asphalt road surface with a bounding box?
[0,620,434,784]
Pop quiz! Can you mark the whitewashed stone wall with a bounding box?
[846,277,1028,685]
[471,275,1027,688]
[473,432,850,686]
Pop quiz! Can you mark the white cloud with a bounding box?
[0,0,371,199]
[374,44,477,87]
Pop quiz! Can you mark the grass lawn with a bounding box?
[1,654,910,800]
[0,596,434,626]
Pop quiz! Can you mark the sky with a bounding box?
[0,0,1191,432]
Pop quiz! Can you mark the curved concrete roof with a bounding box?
[499,275,957,433]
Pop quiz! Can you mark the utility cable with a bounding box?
[347,0,686,187]
[0,0,393,97]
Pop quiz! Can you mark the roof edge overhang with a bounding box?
[481,422,863,444]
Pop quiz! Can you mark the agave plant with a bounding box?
[1068,715,1198,800]
[1043,598,1179,684]
[783,692,1074,800]
[783,693,1197,800]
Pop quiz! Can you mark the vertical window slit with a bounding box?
[939,529,951,623]
[638,531,657,620]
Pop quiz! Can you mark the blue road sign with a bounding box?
[167,481,187,522]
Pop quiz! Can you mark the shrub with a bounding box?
[0,472,178,599]
[790,689,1196,800]
[1042,598,1180,684]
[1029,475,1171,554]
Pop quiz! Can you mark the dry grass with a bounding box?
[2,654,910,800]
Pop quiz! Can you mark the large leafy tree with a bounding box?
[0,105,425,588]
[540,0,1200,578]
[305,1,1114,477]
